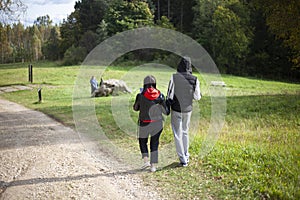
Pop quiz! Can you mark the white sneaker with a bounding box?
[182,163,188,167]
[150,165,156,172]
[141,161,151,169]
[179,162,188,167]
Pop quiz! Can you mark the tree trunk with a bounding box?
[157,0,160,19]
[168,0,170,19]
[180,1,183,32]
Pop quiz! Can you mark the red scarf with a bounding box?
[143,87,160,100]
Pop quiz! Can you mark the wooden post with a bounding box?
[38,88,42,102]
[28,64,33,83]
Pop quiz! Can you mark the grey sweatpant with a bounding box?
[171,110,192,164]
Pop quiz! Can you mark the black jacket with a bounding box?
[133,87,169,125]
[172,73,197,112]
[167,57,198,113]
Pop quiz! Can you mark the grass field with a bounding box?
[0,61,299,199]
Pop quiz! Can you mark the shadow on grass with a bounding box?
[159,162,182,171]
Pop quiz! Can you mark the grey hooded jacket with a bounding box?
[167,57,201,113]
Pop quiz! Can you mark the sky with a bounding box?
[22,0,77,26]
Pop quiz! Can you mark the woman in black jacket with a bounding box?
[133,75,169,172]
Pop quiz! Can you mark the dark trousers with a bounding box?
[138,121,163,164]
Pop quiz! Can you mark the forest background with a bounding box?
[0,0,299,81]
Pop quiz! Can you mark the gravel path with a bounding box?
[0,98,162,200]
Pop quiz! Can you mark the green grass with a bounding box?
[0,61,299,199]
[0,61,78,126]
[146,94,299,199]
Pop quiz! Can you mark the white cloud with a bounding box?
[25,0,75,6]
[22,0,76,25]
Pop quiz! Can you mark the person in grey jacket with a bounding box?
[167,56,201,167]
[90,76,98,94]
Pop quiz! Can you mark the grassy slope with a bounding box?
[0,62,299,199]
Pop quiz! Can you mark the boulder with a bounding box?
[92,79,131,97]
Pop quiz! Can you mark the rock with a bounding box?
[210,81,226,87]
[92,79,131,97]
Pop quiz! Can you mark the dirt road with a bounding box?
[0,98,161,200]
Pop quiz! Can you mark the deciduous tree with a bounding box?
[253,0,300,67]
[74,0,109,33]
[0,0,27,23]
[193,0,252,73]
[104,0,154,35]
[42,26,61,60]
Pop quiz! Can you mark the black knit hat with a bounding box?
[144,75,156,85]
[143,75,156,89]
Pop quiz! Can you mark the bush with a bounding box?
[62,45,87,66]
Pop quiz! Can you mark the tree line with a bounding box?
[0,0,299,80]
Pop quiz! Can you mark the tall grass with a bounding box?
[0,61,299,199]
